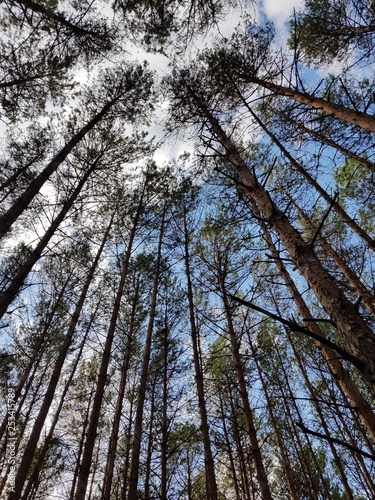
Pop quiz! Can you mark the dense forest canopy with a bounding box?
[1,0,375,498]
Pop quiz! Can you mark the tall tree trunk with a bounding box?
[160,321,169,500]
[74,189,145,500]
[182,208,219,500]
[0,276,71,443]
[218,267,272,500]
[286,116,375,173]
[102,276,140,500]
[185,88,375,378]
[127,209,165,499]
[0,96,119,239]
[0,159,100,320]
[9,214,112,499]
[144,374,157,500]
[121,386,136,500]
[255,209,375,441]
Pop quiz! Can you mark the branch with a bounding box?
[296,422,375,461]
[228,293,367,374]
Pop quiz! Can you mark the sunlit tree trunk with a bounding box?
[183,85,375,377]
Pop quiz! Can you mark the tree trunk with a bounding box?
[186,90,375,378]
[249,76,375,134]
[9,214,112,499]
[127,209,165,499]
[289,336,355,499]
[182,208,219,500]
[294,199,375,316]
[74,190,145,500]
[21,305,98,500]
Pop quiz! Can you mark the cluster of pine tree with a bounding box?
[0,0,375,498]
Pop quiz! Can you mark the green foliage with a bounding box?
[334,159,375,235]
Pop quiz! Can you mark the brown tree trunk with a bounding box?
[127,209,166,499]
[21,305,98,500]
[9,215,112,499]
[294,200,375,316]
[144,374,157,499]
[289,336,355,499]
[182,208,219,500]
[185,89,375,378]
[249,76,375,134]
[74,190,145,500]
[218,393,241,500]
[287,117,375,173]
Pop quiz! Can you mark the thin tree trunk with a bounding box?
[289,335,355,499]
[0,159,100,320]
[121,386,136,500]
[286,117,375,173]
[161,322,169,500]
[74,189,145,500]
[9,214,112,499]
[182,208,219,500]
[127,209,165,499]
[21,302,99,500]
[0,275,71,443]
[218,393,241,500]
[144,374,157,500]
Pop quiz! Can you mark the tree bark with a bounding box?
[74,190,145,500]
[249,76,375,134]
[0,96,119,240]
[127,209,165,499]
[182,208,219,500]
[185,87,375,378]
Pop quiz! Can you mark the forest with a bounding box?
[0,0,375,498]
